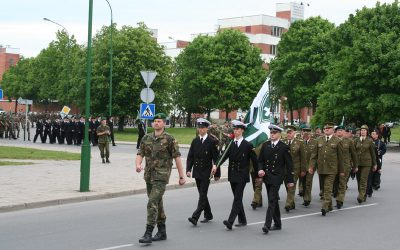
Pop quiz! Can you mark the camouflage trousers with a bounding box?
[98,142,110,159]
[146,181,167,226]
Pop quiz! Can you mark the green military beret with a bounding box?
[302,127,312,132]
[360,124,369,130]
[153,113,167,120]
[345,126,354,132]
[335,125,345,131]
[101,117,107,121]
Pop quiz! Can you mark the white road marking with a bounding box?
[95,244,134,250]
[247,203,378,226]
[97,203,378,248]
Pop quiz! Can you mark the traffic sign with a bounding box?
[140,88,155,103]
[0,89,3,99]
[140,70,157,88]
[140,103,155,119]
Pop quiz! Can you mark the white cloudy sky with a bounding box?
[0,0,395,58]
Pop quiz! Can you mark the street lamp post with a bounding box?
[43,17,71,103]
[105,0,113,117]
[80,0,94,192]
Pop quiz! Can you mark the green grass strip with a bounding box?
[0,146,81,160]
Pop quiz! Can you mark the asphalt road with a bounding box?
[1,150,399,250]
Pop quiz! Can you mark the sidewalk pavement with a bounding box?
[0,138,227,213]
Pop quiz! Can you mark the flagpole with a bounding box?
[210,140,233,180]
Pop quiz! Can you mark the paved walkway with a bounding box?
[0,138,227,212]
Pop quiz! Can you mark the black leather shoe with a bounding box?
[328,206,333,212]
[336,201,343,209]
[262,225,269,234]
[284,206,290,212]
[298,191,303,197]
[200,218,212,223]
[251,202,257,210]
[303,201,310,207]
[321,209,327,216]
[106,158,110,163]
[102,158,105,164]
[223,220,232,230]
[234,222,247,227]
[188,217,197,226]
[270,225,281,231]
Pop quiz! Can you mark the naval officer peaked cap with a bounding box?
[196,118,211,128]
[268,124,283,132]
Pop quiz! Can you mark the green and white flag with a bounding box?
[244,78,273,147]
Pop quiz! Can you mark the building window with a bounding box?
[270,45,278,56]
[9,58,14,66]
[271,26,283,37]
[245,26,251,33]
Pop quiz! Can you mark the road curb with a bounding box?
[0,178,228,213]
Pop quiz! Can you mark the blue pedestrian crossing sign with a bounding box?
[140,103,155,119]
[0,89,3,99]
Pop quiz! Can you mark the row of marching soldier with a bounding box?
[135,115,386,244]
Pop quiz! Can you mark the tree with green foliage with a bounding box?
[269,16,335,123]
[90,23,173,130]
[1,31,82,108]
[175,29,266,123]
[314,1,400,127]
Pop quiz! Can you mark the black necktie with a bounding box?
[200,138,203,144]
[272,143,275,148]
[288,141,291,146]
[235,141,238,148]
[326,137,329,143]
[305,140,308,145]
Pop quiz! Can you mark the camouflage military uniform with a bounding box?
[137,131,181,226]
[96,124,110,161]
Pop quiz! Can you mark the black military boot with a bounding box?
[106,158,110,163]
[139,224,154,244]
[152,223,167,241]
[102,158,105,164]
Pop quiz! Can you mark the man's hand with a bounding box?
[256,177,263,183]
[300,171,306,177]
[339,172,345,177]
[211,165,217,175]
[372,165,377,172]
[179,178,186,185]
[258,170,265,177]
[287,183,294,188]
[136,164,143,173]
[353,167,358,173]
[186,171,191,177]
[308,168,314,175]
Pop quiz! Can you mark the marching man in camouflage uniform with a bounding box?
[96,117,111,164]
[136,113,186,245]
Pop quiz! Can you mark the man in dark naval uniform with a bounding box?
[187,118,220,226]
[219,120,258,230]
[258,124,294,234]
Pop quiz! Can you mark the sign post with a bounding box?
[140,70,157,133]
